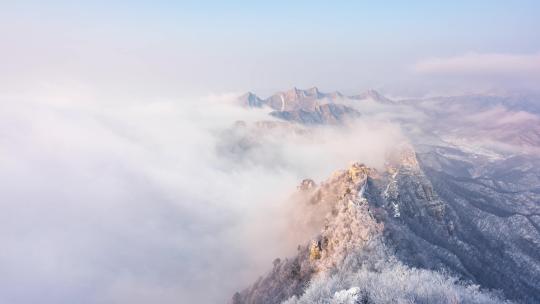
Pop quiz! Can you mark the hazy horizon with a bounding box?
[2,1,540,99]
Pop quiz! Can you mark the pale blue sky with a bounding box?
[2,1,539,97]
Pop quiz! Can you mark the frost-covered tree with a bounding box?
[282,239,510,304]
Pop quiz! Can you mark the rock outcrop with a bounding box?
[230,163,381,304]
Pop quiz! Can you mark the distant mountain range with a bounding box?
[238,87,395,125]
[238,88,540,151]
[239,87,394,109]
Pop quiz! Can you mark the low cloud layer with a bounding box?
[0,88,404,303]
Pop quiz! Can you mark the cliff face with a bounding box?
[404,147,540,302]
[231,145,538,304]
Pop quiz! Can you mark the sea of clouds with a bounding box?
[0,85,405,304]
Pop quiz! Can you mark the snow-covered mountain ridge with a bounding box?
[231,152,523,303]
[228,88,540,303]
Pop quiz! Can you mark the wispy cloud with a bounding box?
[414,52,540,76]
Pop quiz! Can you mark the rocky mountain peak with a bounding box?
[351,89,394,104]
[230,162,383,304]
[238,91,264,107]
[364,88,382,98]
[238,87,395,116]
[298,179,317,191]
[305,86,322,98]
[282,87,304,101]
